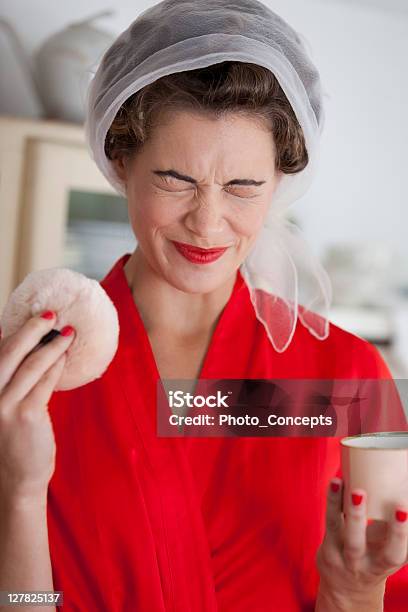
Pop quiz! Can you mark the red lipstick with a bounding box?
[172,241,228,264]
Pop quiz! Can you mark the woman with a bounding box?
[1,1,407,610]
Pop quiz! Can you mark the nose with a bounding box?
[184,189,226,238]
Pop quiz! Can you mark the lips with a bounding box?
[171,240,228,264]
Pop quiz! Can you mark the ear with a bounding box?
[110,155,128,183]
[274,169,284,189]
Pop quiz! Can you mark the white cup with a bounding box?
[341,432,408,521]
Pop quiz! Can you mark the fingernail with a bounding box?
[41,310,55,320]
[351,493,363,506]
[330,481,340,493]
[60,325,75,337]
[396,510,408,522]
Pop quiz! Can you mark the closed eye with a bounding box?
[224,187,258,199]
[159,176,259,198]
[159,176,191,191]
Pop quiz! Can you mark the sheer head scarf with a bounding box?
[85,0,332,352]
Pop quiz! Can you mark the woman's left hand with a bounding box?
[315,477,408,611]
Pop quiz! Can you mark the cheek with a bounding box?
[231,203,269,239]
[129,196,177,235]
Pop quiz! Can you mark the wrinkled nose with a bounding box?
[184,189,226,237]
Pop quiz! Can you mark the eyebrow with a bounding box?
[152,168,266,187]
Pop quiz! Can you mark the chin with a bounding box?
[163,265,232,294]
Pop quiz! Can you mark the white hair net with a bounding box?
[85,0,332,353]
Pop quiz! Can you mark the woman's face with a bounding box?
[113,109,282,294]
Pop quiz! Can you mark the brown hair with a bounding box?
[104,61,308,174]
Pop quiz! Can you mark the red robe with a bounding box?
[47,252,408,611]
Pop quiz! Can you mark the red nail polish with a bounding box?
[396,510,408,522]
[60,325,75,337]
[351,493,363,506]
[330,481,340,493]
[41,310,55,320]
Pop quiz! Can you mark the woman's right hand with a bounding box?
[315,477,408,611]
[0,312,75,503]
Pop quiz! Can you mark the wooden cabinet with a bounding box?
[0,115,134,312]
